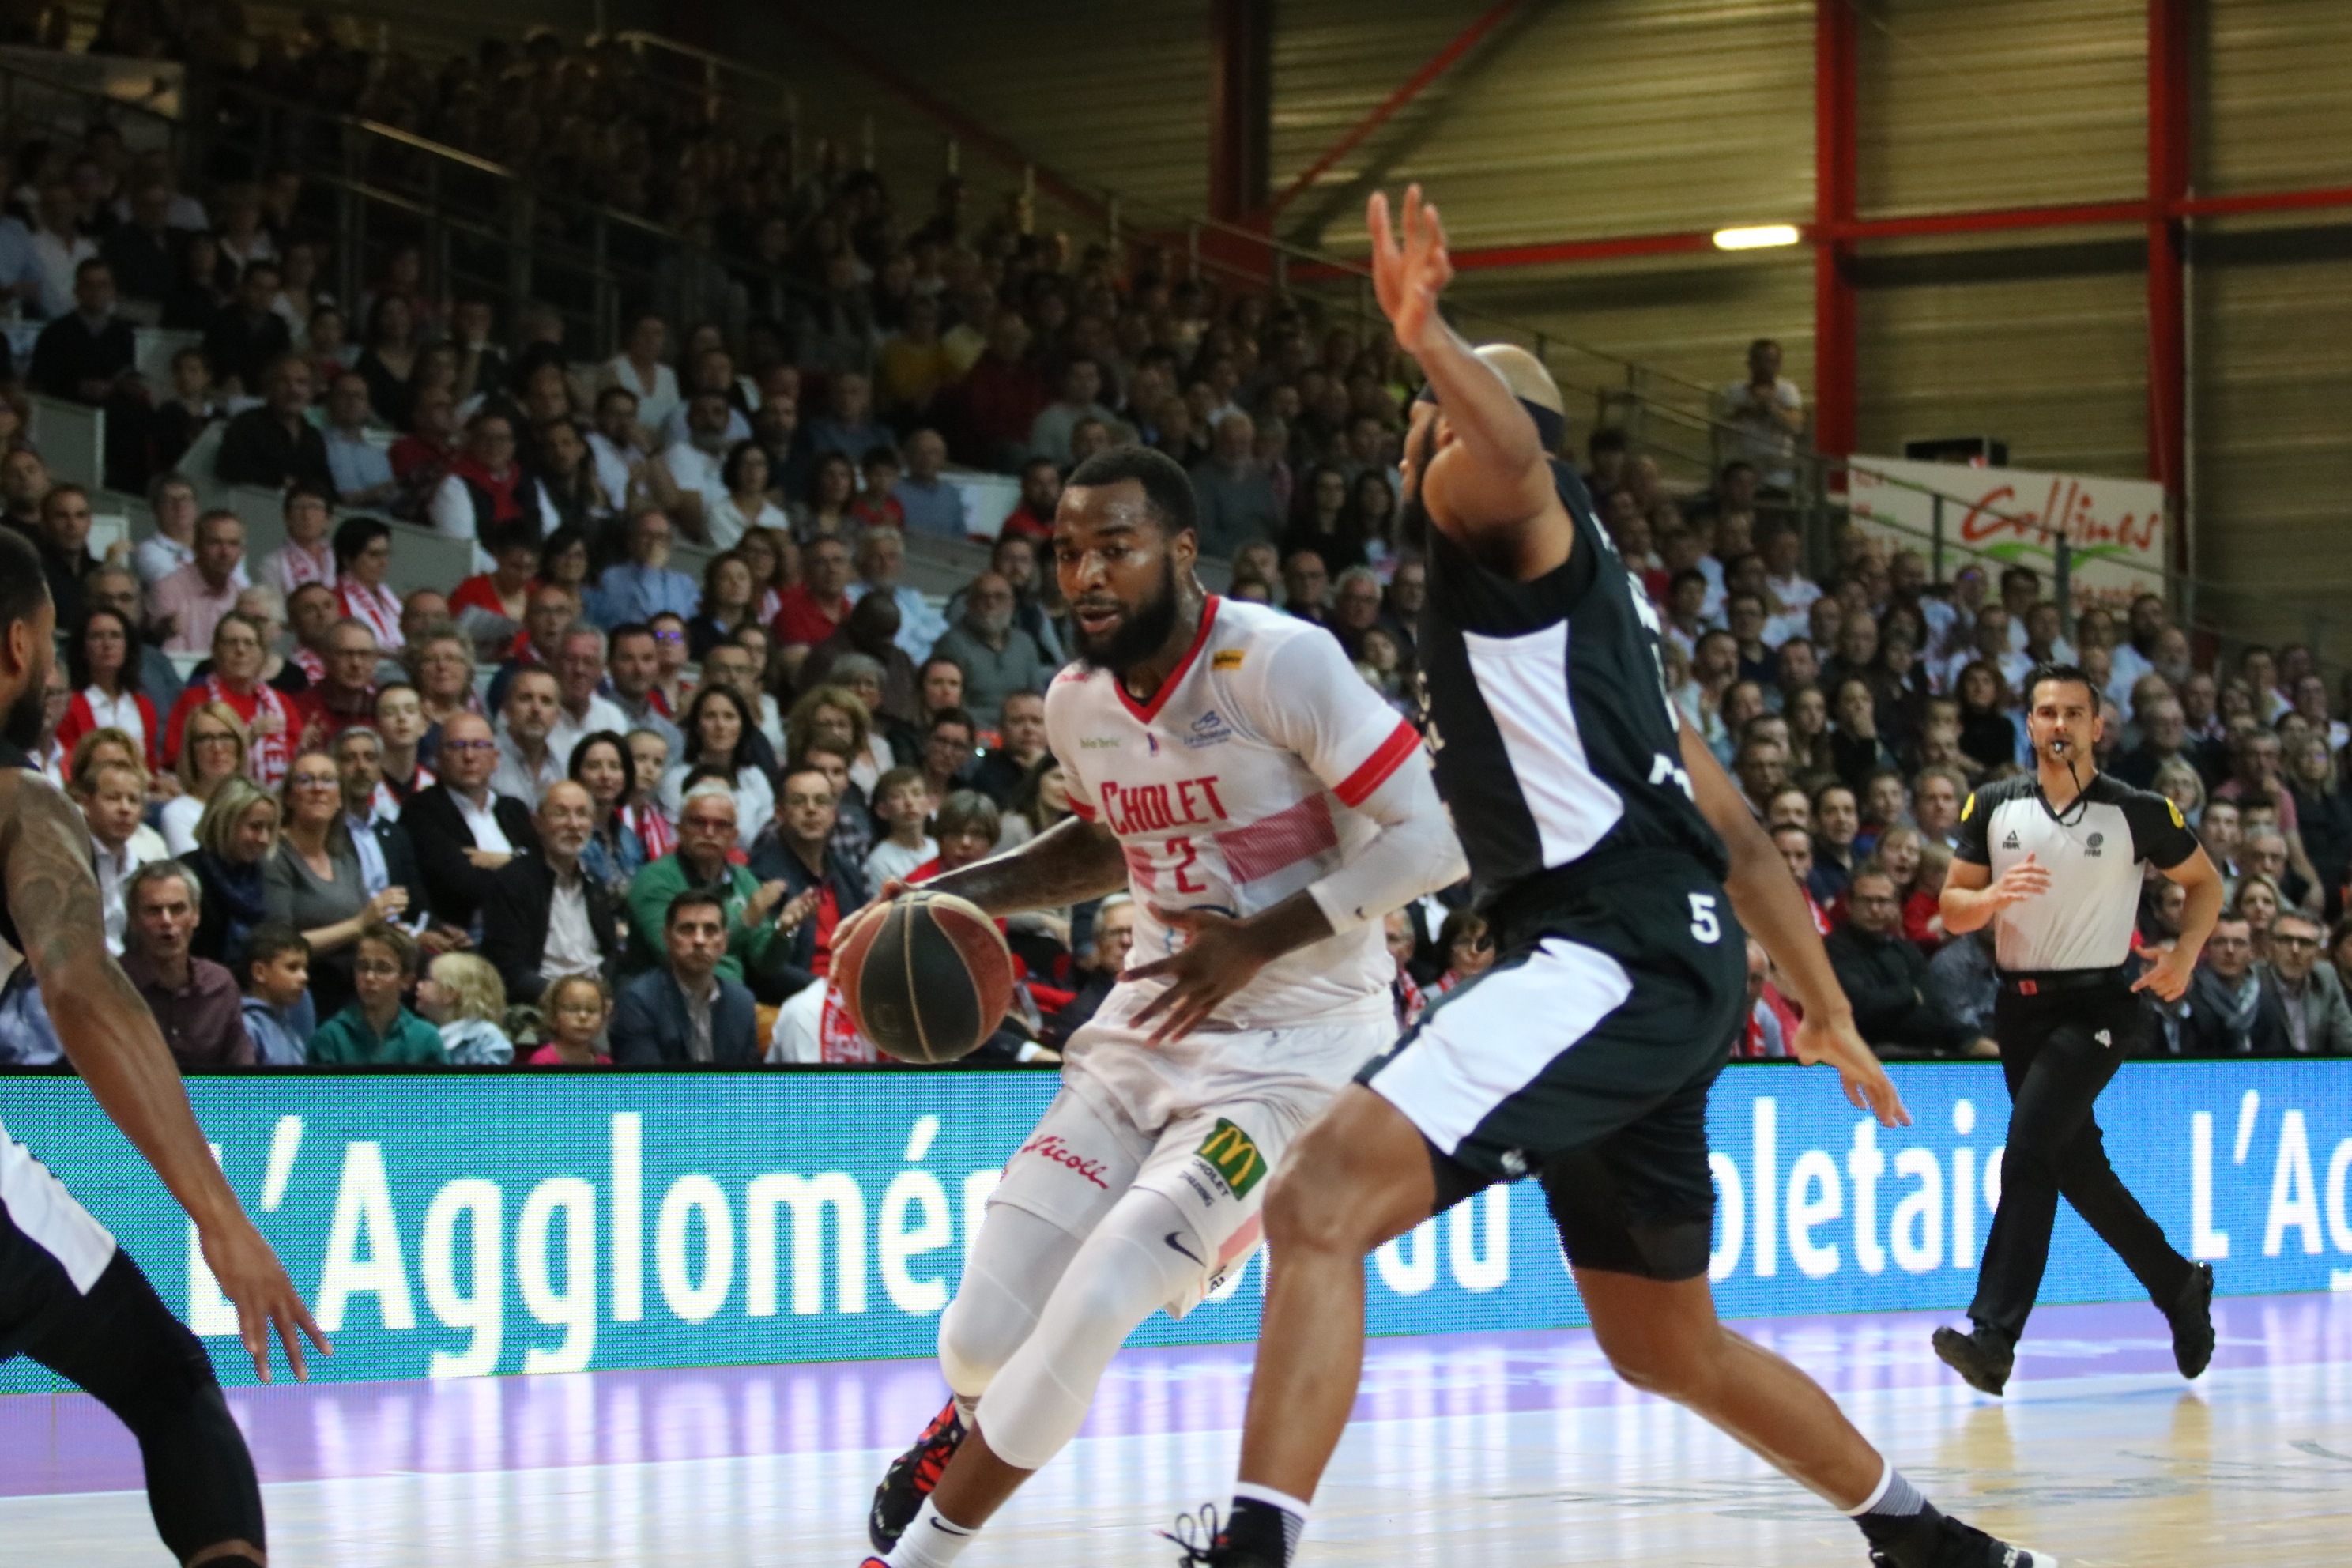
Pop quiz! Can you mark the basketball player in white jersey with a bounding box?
[854,444,1466,1568]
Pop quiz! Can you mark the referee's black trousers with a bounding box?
[1969,978,2196,1341]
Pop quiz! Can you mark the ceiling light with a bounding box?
[1713,224,1801,251]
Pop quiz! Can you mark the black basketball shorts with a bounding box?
[1358,865,1747,1281]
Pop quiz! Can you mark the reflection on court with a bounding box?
[2,1291,2346,1565]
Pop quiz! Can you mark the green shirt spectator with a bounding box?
[307,1001,448,1065]
[622,784,789,982]
[307,926,447,1063]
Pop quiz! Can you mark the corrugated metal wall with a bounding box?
[2203,0,2352,195]
[726,2,1213,233]
[1268,0,1814,252]
[1853,254,2150,477]
[1270,0,1816,474]
[2193,0,2352,636]
[1854,0,2147,217]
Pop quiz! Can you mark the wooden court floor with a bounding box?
[1,1291,2344,1565]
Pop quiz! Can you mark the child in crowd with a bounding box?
[152,345,225,466]
[1905,839,1955,948]
[850,445,908,530]
[77,757,167,954]
[239,922,316,1066]
[307,303,353,384]
[863,766,937,889]
[527,974,612,1066]
[307,927,446,1064]
[414,952,516,1065]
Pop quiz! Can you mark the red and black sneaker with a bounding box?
[867,1397,967,1552]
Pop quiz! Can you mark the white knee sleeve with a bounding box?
[977,1187,1204,1472]
[937,1202,1083,1400]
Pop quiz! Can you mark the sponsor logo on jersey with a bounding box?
[2095,1029,2113,1047]
[2003,830,2021,849]
[1212,649,1246,671]
[2167,798,2185,828]
[1194,1118,1268,1198]
[1163,1231,1204,1265]
[1080,736,1122,749]
[1146,733,1160,756]
[2086,831,2105,857]
[1017,1133,1110,1190]
[1185,709,1235,748]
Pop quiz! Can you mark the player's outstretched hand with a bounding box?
[202,1214,328,1381]
[1125,906,1272,1045]
[1368,185,1455,356]
[2130,939,2196,1003]
[1791,1010,1912,1129]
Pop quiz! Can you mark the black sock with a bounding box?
[1224,1494,1306,1566]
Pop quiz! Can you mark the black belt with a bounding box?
[1998,966,2131,997]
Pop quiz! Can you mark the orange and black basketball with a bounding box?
[834,891,1016,1064]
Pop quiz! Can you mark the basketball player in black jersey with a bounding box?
[0,528,324,1568]
[1171,189,2051,1568]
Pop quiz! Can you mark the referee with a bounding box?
[1932,662,2225,1395]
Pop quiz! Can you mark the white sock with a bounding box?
[886,1498,978,1568]
[1233,1480,1313,1522]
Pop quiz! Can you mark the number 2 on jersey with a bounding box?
[1687,893,1721,944]
[1167,835,1208,895]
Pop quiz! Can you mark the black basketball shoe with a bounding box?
[1163,1503,1280,1568]
[867,1397,967,1552]
[2162,1261,2216,1379]
[1931,1323,2015,1396]
[1867,1502,2057,1568]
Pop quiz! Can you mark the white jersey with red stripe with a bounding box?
[1048,596,1425,1067]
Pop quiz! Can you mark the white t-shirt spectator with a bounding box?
[659,440,729,522]
[1715,377,1805,487]
[707,492,787,551]
[865,835,937,890]
[604,356,681,441]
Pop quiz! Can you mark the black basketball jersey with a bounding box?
[1418,460,1728,912]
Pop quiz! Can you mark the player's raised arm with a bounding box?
[0,774,326,1378]
[1676,718,1910,1128]
[1367,187,1557,546]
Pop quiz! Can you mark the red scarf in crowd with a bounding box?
[448,454,530,525]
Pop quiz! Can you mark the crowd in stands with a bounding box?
[0,17,2346,1068]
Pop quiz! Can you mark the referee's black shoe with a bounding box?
[1867,1503,2056,1568]
[2162,1261,2216,1379]
[1930,1323,2015,1396]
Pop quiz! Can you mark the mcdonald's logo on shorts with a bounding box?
[1194,1117,1267,1198]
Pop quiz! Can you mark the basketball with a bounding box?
[833,891,1016,1064]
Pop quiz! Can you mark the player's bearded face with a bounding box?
[1072,544,1181,673]
[2,616,52,751]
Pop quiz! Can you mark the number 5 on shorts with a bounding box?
[1688,892,1721,944]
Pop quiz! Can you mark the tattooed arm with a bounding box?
[891,815,1132,917]
[0,773,326,1378]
